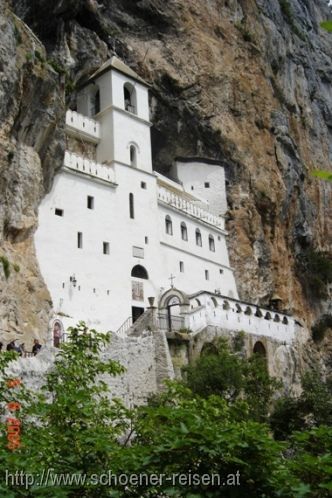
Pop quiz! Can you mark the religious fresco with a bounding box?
[52,320,63,348]
[132,281,144,301]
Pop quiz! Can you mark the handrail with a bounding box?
[115,316,133,337]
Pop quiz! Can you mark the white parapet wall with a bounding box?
[64,151,116,184]
[181,293,297,344]
[65,110,101,143]
[158,186,225,231]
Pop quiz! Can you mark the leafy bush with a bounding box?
[0,256,10,279]
[270,370,332,439]
[183,338,279,421]
[0,324,330,497]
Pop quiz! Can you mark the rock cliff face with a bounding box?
[0,0,331,361]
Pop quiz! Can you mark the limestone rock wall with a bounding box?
[0,0,331,379]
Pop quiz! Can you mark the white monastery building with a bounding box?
[34,57,297,344]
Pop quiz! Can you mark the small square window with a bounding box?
[179,261,184,273]
[77,232,83,249]
[219,269,224,274]
[205,270,209,280]
[204,182,210,188]
[55,208,63,217]
[145,236,149,244]
[141,182,147,189]
[87,196,94,209]
[103,242,110,255]
[191,186,194,190]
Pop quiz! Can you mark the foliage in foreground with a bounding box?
[0,324,331,498]
[183,337,280,422]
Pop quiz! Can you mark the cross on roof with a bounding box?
[169,274,176,288]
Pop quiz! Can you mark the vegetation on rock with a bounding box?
[0,326,331,497]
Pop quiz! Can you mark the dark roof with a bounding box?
[175,156,224,166]
[86,56,150,87]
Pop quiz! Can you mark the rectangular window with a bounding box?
[219,269,224,274]
[77,232,83,249]
[204,182,210,188]
[55,208,63,217]
[103,242,110,255]
[87,196,94,209]
[129,193,134,219]
[179,261,184,273]
[145,236,149,244]
[141,182,147,189]
[205,270,209,280]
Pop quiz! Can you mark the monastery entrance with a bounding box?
[132,306,144,323]
[131,265,149,323]
[158,288,189,331]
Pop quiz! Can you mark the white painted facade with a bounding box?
[34,57,295,344]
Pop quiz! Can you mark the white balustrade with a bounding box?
[64,151,115,184]
[158,186,224,230]
[182,294,296,343]
[65,110,100,142]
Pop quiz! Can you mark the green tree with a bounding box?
[0,322,127,497]
[183,338,279,421]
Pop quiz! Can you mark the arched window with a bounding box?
[209,235,215,252]
[244,306,252,315]
[236,303,242,313]
[94,89,100,115]
[130,145,137,167]
[255,307,263,317]
[90,87,100,116]
[223,300,230,310]
[264,312,272,320]
[274,314,280,322]
[124,82,136,114]
[165,215,173,235]
[195,229,202,247]
[211,297,218,308]
[282,316,289,325]
[129,193,134,219]
[131,265,148,279]
[181,222,188,241]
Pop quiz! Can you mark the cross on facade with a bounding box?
[169,274,176,288]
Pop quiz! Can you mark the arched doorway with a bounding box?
[159,289,189,331]
[253,341,266,356]
[201,342,218,356]
[131,265,149,322]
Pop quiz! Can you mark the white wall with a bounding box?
[110,70,150,121]
[171,160,228,216]
[110,110,152,171]
[184,293,296,343]
[35,163,163,333]
[157,204,238,298]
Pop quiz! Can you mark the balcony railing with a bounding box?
[158,186,224,230]
[64,151,115,184]
[65,110,100,142]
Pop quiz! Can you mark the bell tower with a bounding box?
[76,57,152,172]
